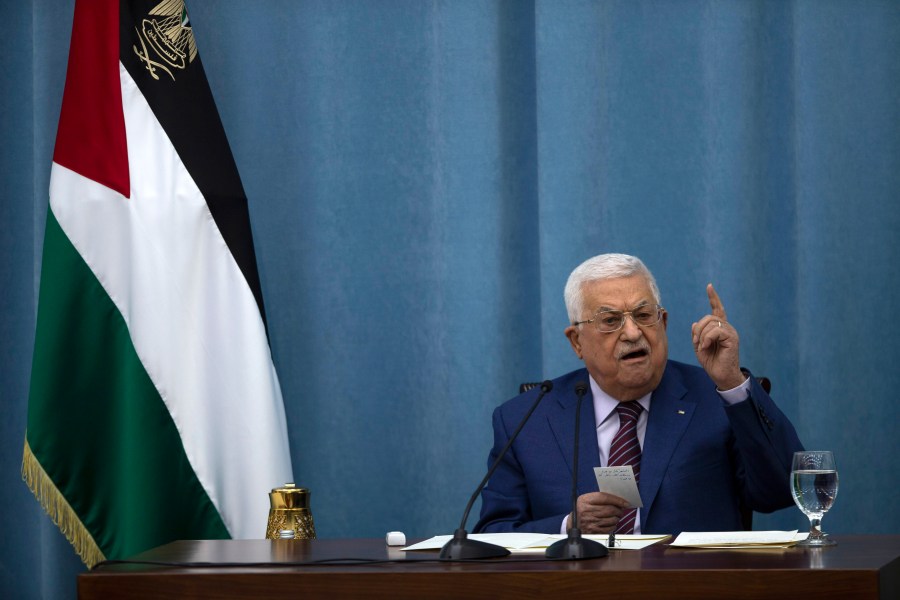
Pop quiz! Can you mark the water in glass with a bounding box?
[791,451,838,546]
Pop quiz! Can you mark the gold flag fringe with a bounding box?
[21,438,106,568]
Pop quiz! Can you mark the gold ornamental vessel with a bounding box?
[265,483,316,540]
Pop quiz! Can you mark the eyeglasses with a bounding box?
[573,304,665,333]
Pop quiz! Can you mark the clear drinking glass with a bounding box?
[791,451,839,546]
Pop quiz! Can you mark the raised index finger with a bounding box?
[706,283,728,320]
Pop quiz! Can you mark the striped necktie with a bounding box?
[608,401,643,534]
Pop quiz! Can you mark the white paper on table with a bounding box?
[508,534,671,553]
[670,530,807,548]
[402,532,670,552]
[402,533,552,551]
[593,466,643,507]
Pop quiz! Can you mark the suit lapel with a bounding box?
[547,373,601,496]
[640,364,694,519]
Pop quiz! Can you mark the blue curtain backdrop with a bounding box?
[3,1,899,597]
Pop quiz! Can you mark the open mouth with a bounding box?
[620,349,649,361]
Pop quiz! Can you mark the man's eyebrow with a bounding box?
[596,300,651,312]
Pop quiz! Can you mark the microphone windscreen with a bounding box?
[574,381,589,396]
[540,380,553,393]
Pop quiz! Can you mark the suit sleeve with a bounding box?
[473,406,569,534]
[724,372,805,513]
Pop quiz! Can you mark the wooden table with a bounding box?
[78,535,900,599]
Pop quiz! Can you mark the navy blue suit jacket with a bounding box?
[474,360,804,535]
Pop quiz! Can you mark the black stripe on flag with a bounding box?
[118,0,269,331]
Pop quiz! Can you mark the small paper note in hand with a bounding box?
[594,466,643,507]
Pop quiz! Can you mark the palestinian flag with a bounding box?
[22,0,293,567]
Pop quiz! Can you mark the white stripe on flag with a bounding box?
[49,63,292,538]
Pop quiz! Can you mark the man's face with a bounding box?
[564,274,668,401]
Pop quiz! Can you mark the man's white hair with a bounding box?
[563,253,662,324]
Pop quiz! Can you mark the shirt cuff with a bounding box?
[718,376,751,405]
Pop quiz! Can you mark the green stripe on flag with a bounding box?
[26,207,230,562]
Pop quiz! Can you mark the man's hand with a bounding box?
[691,283,745,391]
[566,492,630,533]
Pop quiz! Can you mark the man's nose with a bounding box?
[619,315,643,340]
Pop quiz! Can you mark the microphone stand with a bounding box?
[545,381,608,560]
[439,381,554,560]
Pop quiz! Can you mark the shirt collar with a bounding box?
[589,374,652,428]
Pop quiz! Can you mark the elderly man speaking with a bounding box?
[475,253,803,536]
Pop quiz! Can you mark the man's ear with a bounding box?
[565,325,583,359]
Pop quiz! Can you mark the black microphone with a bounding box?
[439,380,554,560]
[545,380,608,560]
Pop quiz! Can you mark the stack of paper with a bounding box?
[511,534,670,553]
[670,530,808,549]
[403,532,670,553]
